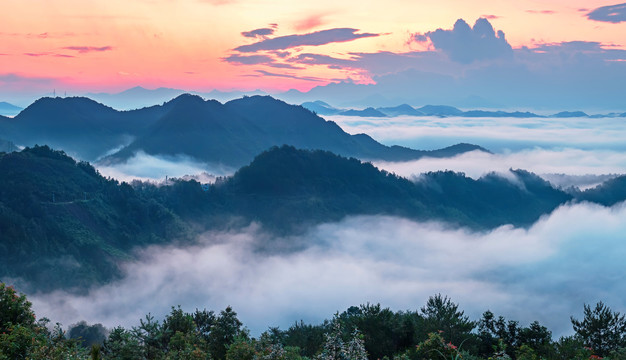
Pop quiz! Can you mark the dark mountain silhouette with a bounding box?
[338,107,387,117]
[0,97,172,160]
[3,94,487,165]
[417,105,464,116]
[376,104,424,116]
[105,95,488,167]
[0,97,127,160]
[577,175,626,206]
[215,146,572,231]
[0,101,23,116]
[300,100,341,115]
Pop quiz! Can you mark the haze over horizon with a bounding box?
[1,0,625,110]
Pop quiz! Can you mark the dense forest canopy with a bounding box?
[2,283,625,359]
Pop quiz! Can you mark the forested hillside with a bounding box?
[2,284,626,360]
[1,145,624,292]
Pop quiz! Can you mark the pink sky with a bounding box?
[0,0,625,102]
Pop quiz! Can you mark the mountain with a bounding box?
[552,111,588,118]
[300,100,341,115]
[376,104,424,116]
[87,86,270,110]
[0,101,23,116]
[338,107,387,117]
[417,105,464,116]
[215,146,572,231]
[105,95,488,168]
[462,110,543,118]
[0,95,213,161]
[0,138,18,153]
[0,145,188,292]
[577,175,626,206]
[0,97,162,160]
[6,145,626,292]
[88,86,187,110]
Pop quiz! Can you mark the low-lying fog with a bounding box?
[39,114,623,337]
[31,201,626,337]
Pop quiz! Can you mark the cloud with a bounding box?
[247,70,327,82]
[0,73,57,84]
[294,13,329,32]
[95,151,233,183]
[424,18,513,64]
[28,202,626,337]
[526,10,556,15]
[241,28,275,39]
[373,149,626,189]
[222,54,303,69]
[223,54,277,65]
[481,15,500,20]
[587,3,626,23]
[234,28,379,53]
[288,53,357,67]
[63,46,113,53]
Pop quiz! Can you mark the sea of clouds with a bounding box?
[30,201,626,337]
[43,114,624,338]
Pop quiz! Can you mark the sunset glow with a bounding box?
[1,0,625,105]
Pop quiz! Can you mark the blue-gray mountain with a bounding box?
[0,94,487,165]
[0,101,23,116]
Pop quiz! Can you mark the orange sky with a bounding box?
[0,0,624,97]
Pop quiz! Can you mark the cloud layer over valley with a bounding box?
[30,201,626,337]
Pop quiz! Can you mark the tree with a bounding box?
[208,306,245,360]
[419,294,476,346]
[317,316,368,360]
[571,301,626,357]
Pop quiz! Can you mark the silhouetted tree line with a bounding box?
[2,283,626,359]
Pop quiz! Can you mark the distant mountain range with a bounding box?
[2,145,625,292]
[0,101,23,116]
[0,94,487,165]
[300,102,626,118]
[87,86,268,110]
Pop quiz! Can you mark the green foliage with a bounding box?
[209,306,246,360]
[337,303,418,360]
[316,316,368,360]
[571,301,626,357]
[226,337,255,360]
[418,294,476,347]
[102,327,143,360]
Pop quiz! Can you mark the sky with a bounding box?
[1,0,625,108]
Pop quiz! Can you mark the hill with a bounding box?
[7,145,626,292]
[210,146,572,231]
[105,95,487,167]
[0,97,161,161]
[300,100,341,115]
[0,101,23,116]
[0,146,188,292]
[577,175,626,206]
[376,104,424,116]
[3,95,487,166]
[338,107,387,117]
